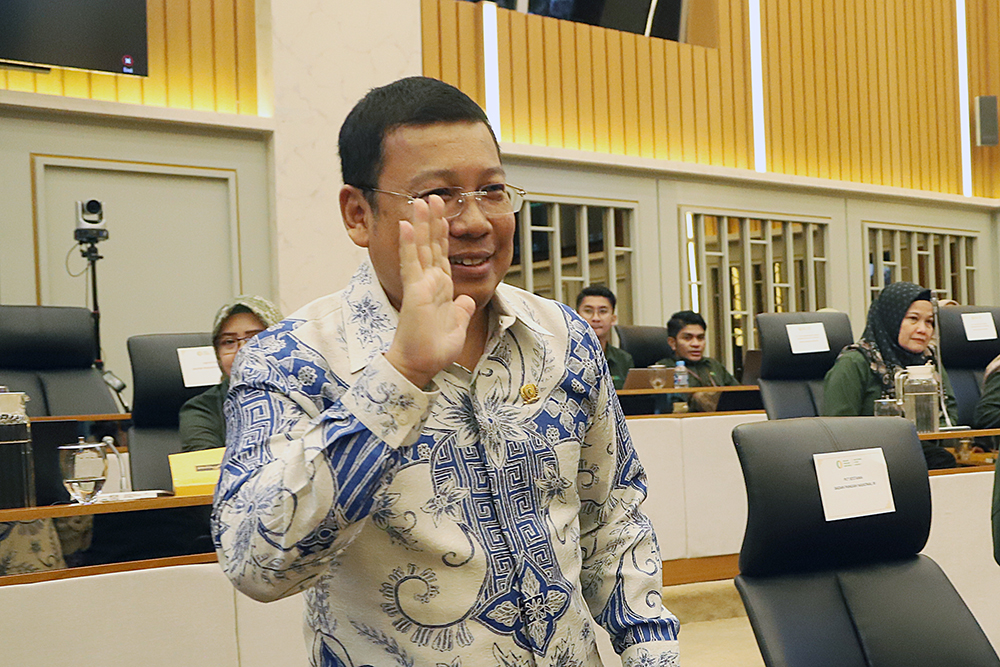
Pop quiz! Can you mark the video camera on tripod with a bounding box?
[75,199,108,244]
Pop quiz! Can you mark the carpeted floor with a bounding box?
[665,580,765,667]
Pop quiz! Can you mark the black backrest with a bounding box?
[756,312,854,419]
[615,324,673,369]
[732,417,999,667]
[938,306,1000,426]
[127,333,213,490]
[0,305,117,416]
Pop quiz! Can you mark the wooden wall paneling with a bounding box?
[233,0,256,114]
[421,0,442,80]
[559,20,579,150]
[508,11,531,145]
[707,49,723,165]
[941,0,959,194]
[844,1,862,183]
[526,14,547,145]
[89,72,118,103]
[213,0,238,114]
[896,0,913,189]
[144,0,169,106]
[731,0,751,170]
[543,17,564,148]
[635,33,655,158]
[913,0,929,191]
[621,31,641,156]
[800,0,817,177]
[764,0,782,173]
[438,0,460,86]
[819,0,837,180]
[591,26,611,154]
[574,23,595,152]
[834,0,851,182]
[717,0,736,167]
[692,48,710,163]
[678,45,696,162]
[664,41,682,161]
[117,74,143,105]
[606,29,626,154]
[788,0,806,175]
[650,38,669,159]
[885,0,901,187]
[873,1,890,185]
[812,0,829,179]
[456,0,483,106]
[62,71,91,100]
[855,0,872,185]
[190,0,215,111]
[35,71,64,97]
[987,0,1000,197]
[928,0,943,190]
[6,69,35,93]
[165,0,193,109]
[497,8,514,143]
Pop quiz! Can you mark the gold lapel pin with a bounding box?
[520,383,539,404]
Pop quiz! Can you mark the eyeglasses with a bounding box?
[216,332,262,353]
[365,184,526,220]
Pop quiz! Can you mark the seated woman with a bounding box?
[179,295,282,452]
[822,281,958,469]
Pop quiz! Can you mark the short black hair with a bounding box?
[667,310,707,338]
[576,285,617,310]
[339,76,498,196]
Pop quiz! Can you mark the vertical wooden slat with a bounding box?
[692,48,710,163]
[526,14,547,144]
[896,0,913,189]
[732,0,751,170]
[855,0,872,185]
[456,0,482,106]
[621,31,641,156]
[496,8,512,142]
[717,0,736,167]
[788,0,806,175]
[927,0,942,191]
[509,10,530,144]
[821,0,839,180]
[873,1,890,185]
[143,0,168,106]
[845,0,862,182]
[635,33,654,158]
[90,72,118,102]
[591,27,610,153]
[574,23,594,152]
[35,71,64,97]
[707,50,723,165]
[835,0,851,182]
[190,0,214,111]
[800,0,817,177]
[559,20,578,150]
[651,38,669,160]
[914,0,929,190]
[212,0,237,114]
[765,0,782,172]
[543,16,563,147]
[940,0,958,194]
[679,45,697,162]
[62,71,91,99]
[421,0,442,80]
[605,30,625,154]
[814,0,830,179]
[885,0,901,187]
[164,0,192,108]
[664,41,682,161]
[233,0,255,114]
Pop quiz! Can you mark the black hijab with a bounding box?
[842,281,936,398]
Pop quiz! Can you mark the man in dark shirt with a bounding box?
[576,285,634,389]
[655,310,738,411]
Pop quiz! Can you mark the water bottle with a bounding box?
[0,387,35,509]
[674,360,689,388]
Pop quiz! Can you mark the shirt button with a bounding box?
[397,412,411,426]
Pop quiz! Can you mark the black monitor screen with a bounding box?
[0,0,148,76]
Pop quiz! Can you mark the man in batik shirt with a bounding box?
[213,76,680,667]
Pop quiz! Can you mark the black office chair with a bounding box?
[938,305,1000,427]
[615,324,673,368]
[127,333,214,491]
[0,305,118,417]
[756,311,854,419]
[732,417,1000,667]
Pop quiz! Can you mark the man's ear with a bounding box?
[667,336,677,352]
[341,185,372,247]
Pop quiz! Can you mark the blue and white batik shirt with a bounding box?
[214,260,680,667]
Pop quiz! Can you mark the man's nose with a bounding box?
[449,198,492,237]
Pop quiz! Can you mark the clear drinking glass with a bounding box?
[59,437,108,504]
[874,398,903,417]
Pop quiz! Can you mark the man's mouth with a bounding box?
[450,255,490,267]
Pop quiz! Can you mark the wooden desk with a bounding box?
[617,385,760,396]
[0,494,212,522]
[917,427,1000,441]
[617,385,762,416]
[30,413,131,423]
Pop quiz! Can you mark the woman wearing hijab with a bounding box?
[179,295,282,452]
[822,281,958,468]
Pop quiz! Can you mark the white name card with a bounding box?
[177,346,222,388]
[961,312,998,342]
[813,448,895,522]
[786,322,831,354]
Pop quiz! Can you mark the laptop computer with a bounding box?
[622,367,674,390]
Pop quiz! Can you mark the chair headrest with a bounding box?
[128,333,214,428]
[0,305,98,369]
[938,306,1000,369]
[757,312,854,380]
[615,325,673,369]
[733,416,930,577]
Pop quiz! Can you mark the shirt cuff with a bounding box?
[341,352,438,450]
[619,641,680,666]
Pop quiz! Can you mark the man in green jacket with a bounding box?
[655,310,739,412]
[576,285,633,390]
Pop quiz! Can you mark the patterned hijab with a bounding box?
[212,295,283,342]
[841,281,936,398]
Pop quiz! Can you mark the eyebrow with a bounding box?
[406,166,506,189]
